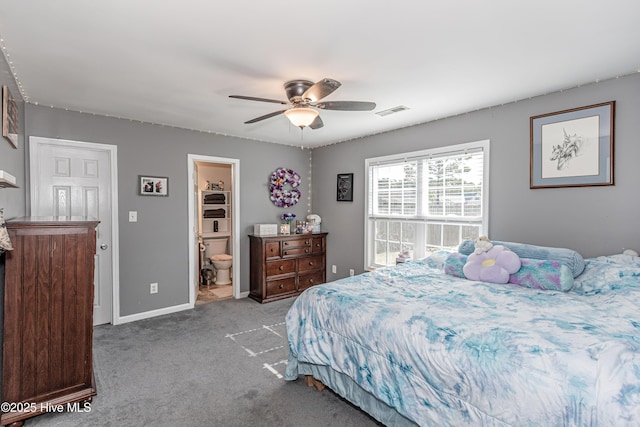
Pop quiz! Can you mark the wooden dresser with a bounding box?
[2,217,99,427]
[249,232,327,303]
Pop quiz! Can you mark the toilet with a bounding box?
[204,238,232,285]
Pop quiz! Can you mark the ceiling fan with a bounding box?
[229,78,376,129]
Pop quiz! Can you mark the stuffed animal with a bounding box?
[474,235,493,255]
[463,245,521,284]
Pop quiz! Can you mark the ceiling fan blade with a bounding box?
[244,110,287,124]
[229,95,288,105]
[314,101,376,111]
[302,78,341,102]
[309,115,324,130]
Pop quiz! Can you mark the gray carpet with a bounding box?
[28,297,380,426]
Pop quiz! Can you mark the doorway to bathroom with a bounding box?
[187,154,240,307]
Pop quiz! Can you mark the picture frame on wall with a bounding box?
[530,101,614,189]
[337,173,353,202]
[139,175,169,196]
[2,85,19,148]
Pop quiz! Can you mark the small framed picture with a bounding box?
[2,85,19,148]
[139,175,169,196]
[337,173,353,202]
[530,101,614,188]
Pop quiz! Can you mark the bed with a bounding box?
[284,245,640,426]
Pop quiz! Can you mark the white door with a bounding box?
[30,137,117,325]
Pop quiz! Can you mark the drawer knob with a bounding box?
[309,262,314,266]
[305,240,309,244]
[284,251,288,255]
[279,284,284,289]
[279,265,284,271]
[315,243,320,247]
[309,279,314,283]
[305,249,309,253]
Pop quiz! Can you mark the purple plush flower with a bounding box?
[463,245,521,284]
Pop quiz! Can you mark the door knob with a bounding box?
[100,243,108,250]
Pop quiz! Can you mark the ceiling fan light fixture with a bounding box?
[284,107,319,128]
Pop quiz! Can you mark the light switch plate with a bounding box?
[129,211,138,222]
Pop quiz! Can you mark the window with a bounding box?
[365,140,489,269]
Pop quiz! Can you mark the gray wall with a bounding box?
[0,53,26,218]
[0,49,25,402]
[26,106,312,316]
[314,73,640,281]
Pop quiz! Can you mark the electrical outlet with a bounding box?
[150,282,158,294]
[331,265,337,274]
[349,269,355,277]
[129,211,138,222]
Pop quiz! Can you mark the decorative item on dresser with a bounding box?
[249,232,327,303]
[2,217,99,427]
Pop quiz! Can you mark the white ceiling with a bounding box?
[0,1,639,148]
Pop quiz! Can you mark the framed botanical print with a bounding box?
[530,101,614,188]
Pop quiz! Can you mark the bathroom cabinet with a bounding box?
[249,232,327,303]
[1,217,98,427]
[200,190,231,237]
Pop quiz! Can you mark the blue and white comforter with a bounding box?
[285,254,640,426]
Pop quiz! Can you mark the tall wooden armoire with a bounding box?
[1,217,98,427]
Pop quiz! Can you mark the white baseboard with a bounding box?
[114,293,250,325]
[115,303,192,325]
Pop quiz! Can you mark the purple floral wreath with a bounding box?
[269,167,301,208]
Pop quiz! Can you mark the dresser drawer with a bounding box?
[266,277,296,297]
[311,237,325,253]
[298,255,324,273]
[282,238,311,249]
[298,271,324,291]
[265,241,280,259]
[266,259,296,277]
[282,247,312,257]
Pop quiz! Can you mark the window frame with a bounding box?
[364,140,490,270]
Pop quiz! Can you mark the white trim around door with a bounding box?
[187,154,242,307]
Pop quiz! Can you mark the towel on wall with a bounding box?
[204,209,226,218]
[204,194,226,204]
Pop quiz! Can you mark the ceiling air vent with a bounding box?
[376,105,410,117]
